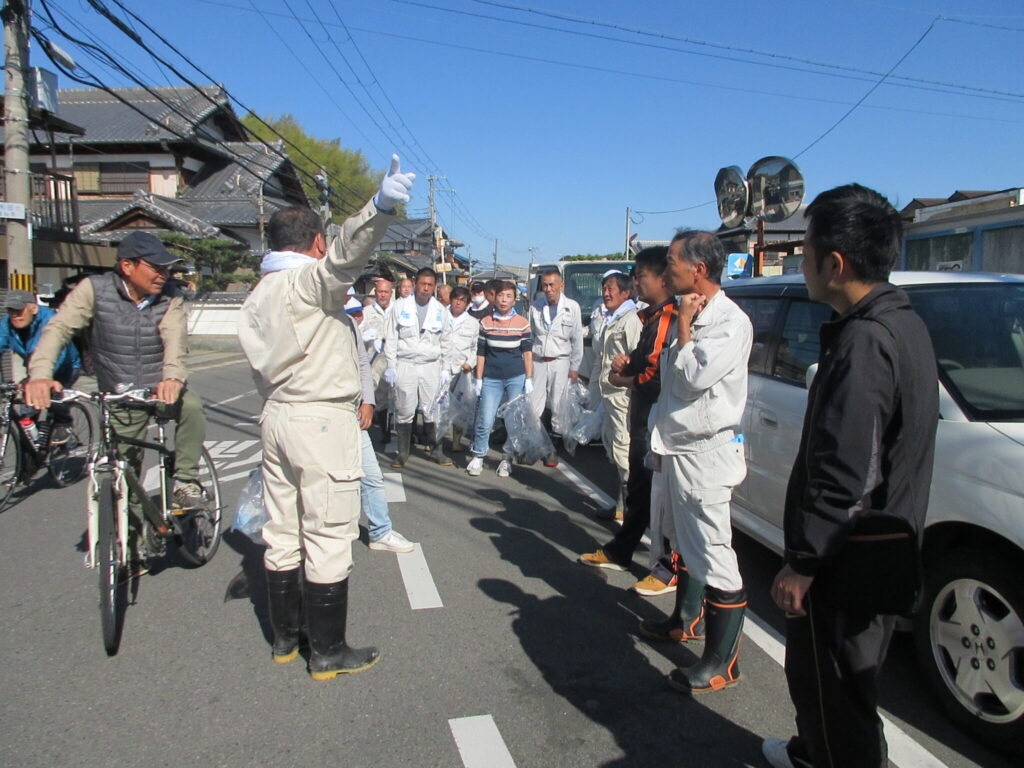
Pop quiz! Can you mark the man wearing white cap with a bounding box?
[528,266,583,466]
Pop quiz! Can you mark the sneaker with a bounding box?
[579,549,627,571]
[496,459,511,478]
[368,530,415,553]
[172,480,207,511]
[633,573,679,596]
[49,424,72,446]
[761,738,803,768]
[543,451,559,467]
[466,457,483,476]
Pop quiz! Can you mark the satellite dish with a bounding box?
[714,166,749,228]
[747,156,804,223]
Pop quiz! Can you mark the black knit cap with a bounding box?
[117,232,183,266]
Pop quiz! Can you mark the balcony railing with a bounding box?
[0,170,80,241]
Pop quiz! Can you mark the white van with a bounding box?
[723,271,1024,754]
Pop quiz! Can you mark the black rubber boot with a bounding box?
[266,567,302,663]
[425,422,452,466]
[391,423,412,468]
[304,578,380,681]
[668,586,746,694]
[639,565,706,643]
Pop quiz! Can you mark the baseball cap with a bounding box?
[4,290,36,311]
[470,281,485,293]
[344,297,363,315]
[117,231,183,267]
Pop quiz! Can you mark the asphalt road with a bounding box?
[0,358,1014,768]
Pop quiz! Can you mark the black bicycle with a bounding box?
[58,387,223,656]
[0,382,96,507]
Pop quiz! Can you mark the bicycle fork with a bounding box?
[85,458,129,569]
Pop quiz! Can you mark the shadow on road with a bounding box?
[221,530,272,645]
[471,489,764,767]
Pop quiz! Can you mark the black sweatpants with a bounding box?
[602,430,652,566]
[783,582,897,768]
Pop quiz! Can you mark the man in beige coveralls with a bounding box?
[238,155,414,680]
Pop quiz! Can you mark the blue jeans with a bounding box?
[360,430,392,541]
[471,375,525,457]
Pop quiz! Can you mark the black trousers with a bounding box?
[784,581,896,768]
[602,430,653,566]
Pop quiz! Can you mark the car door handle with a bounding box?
[759,410,778,427]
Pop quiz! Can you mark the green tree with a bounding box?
[242,114,398,221]
[159,233,251,291]
[560,253,628,262]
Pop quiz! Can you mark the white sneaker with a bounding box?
[467,457,483,476]
[368,530,415,553]
[496,459,511,478]
[761,739,797,768]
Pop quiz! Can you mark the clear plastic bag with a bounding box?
[448,372,478,433]
[231,468,268,544]
[425,381,451,434]
[564,381,605,455]
[497,393,555,465]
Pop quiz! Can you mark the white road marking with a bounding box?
[556,461,615,510]
[206,389,257,409]
[383,472,406,503]
[205,439,258,459]
[396,546,443,610]
[448,715,517,768]
[742,610,949,768]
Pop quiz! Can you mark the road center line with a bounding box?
[397,546,443,610]
[556,461,615,510]
[448,715,517,768]
[742,610,948,768]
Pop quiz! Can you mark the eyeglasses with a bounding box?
[138,259,170,275]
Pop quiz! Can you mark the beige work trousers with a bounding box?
[530,356,571,434]
[653,440,747,592]
[600,390,631,475]
[260,400,363,583]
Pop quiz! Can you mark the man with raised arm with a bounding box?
[237,155,414,681]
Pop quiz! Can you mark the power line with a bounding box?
[793,17,939,159]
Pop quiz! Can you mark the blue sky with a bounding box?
[45,1,1023,266]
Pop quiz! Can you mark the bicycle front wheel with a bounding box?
[48,401,97,487]
[0,422,21,509]
[97,476,125,656]
[175,446,223,566]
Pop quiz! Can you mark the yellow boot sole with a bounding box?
[273,647,299,664]
[309,653,380,680]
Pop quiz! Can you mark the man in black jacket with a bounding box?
[762,185,938,768]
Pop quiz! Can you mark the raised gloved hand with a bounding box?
[384,368,397,387]
[524,377,534,395]
[473,378,483,397]
[374,154,415,211]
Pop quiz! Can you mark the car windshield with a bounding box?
[907,283,1024,420]
[562,262,633,320]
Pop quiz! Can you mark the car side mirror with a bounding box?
[805,363,818,390]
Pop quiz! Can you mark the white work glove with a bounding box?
[524,377,534,395]
[473,378,483,397]
[374,154,415,211]
[384,368,397,387]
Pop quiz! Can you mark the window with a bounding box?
[99,162,149,194]
[732,296,783,374]
[981,225,1024,273]
[905,232,972,270]
[73,163,100,193]
[772,300,832,387]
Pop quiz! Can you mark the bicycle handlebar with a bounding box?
[55,388,157,405]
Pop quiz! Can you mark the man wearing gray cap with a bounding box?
[25,231,207,532]
[0,289,82,445]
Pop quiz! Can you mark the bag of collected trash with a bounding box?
[231,468,267,544]
[561,381,604,455]
[448,373,478,433]
[426,379,452,434]
[497,393,555,465]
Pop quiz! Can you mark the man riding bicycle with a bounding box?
[24,232,207,518]
[0,289,82,447]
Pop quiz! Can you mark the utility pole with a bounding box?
[257,185,266,254]
[3,0,33,291]
[493,239,498,276]
[466,244,472,282]
[623,207,631,260]
[427,174,447,282]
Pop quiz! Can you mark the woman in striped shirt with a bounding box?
[467,281,533,478]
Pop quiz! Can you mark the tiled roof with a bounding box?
[79,190,221,242]
[184,140,289,199]
[56,85,233,143]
